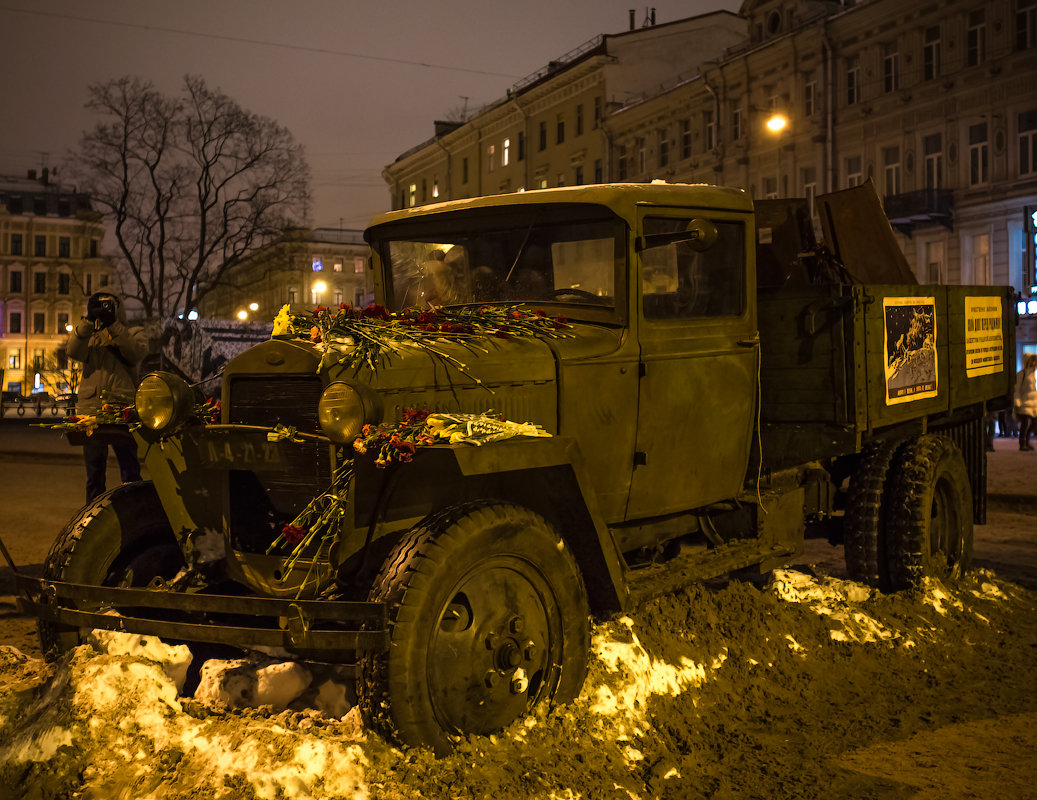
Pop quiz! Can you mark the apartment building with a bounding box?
[385,0,1037,359]
[196,227,374,321]
[0,170,114,395]
[382,10,747,206]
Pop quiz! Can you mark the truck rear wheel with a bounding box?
[358,501,590,755]
[885,434,973,590]
[843,440,901,589]
[38,481,184,659]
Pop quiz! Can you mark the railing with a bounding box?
[883,189,955,230]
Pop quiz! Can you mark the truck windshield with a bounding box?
[377,210,622,312]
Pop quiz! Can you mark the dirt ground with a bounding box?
[0,439,1035,799]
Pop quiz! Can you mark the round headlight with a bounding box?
[318,382,367,444]
[135,372,194,432]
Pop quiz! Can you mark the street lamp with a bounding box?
[313,280,327,305]
[248,302,259,312]
[236,309,248,321]
[765,112,789,197]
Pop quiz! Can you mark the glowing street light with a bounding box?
[313,280,327,294]
[248,302,259,311]
[765,113,788,133]
[236,309,248,321]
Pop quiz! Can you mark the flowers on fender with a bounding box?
[281,524,307,545]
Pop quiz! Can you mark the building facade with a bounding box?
[196,227,374,321]
[384,0,1037,361]
[0,170,114,396]
[382,10,747,207]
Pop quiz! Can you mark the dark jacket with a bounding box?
[66,317,148,414]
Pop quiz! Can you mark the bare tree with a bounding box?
[72,75,310,334]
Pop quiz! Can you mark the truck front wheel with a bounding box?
[358,501,590,755]
[38,481,184,659]
[885,434,973,589]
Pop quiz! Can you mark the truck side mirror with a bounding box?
[637,218,719,252]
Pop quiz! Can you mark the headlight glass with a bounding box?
[135,372,193,432]
[318,382,366,443]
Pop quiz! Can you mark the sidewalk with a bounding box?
[0,418,82,460]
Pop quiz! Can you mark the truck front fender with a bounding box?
[355,436,628,614]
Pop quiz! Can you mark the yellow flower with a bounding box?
[272,304,293,337]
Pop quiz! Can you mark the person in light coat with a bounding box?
[1014,352,1037,452]
[66,292,149,501]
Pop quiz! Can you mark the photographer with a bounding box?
[66,292,149,502]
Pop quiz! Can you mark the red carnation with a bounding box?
[361,304,390,320]
[507,310,525,320]
[281,524,307,545]
[402,408,430,423]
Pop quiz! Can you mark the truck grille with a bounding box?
[227,375,331,550]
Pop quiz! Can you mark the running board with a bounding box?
[624,540,796,607]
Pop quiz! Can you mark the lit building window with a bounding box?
[503,139,510,167]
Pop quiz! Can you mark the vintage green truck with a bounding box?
[12,182,1015,754]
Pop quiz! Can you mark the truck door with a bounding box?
[627,211,758,518]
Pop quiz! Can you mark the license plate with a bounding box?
[199,437,285,468]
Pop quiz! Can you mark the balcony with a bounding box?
[883,189,954,236]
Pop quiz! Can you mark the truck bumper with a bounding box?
[15,573,388,664]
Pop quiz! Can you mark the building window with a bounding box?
[58,236,70,258]
[8,348,21,369]
[556,173,565,187]
[9,270,22,293]
[85,274,92,294]
[680,119,692,159]
[764,177,778,199]
[802,166,817,217]
[538,121,547,151]
[9,312,21,334]
[845,155,863,188]
[732,109,742,141]
[704,111,716,151]
[883,42,899,92]
[34,236,46,257]
[89,239,98,258]
[57,312,68,334]
[969,123,989,186]
[924,133,943,189]
[462,157,469,184]
[636,137,647,173]
[658,128,669,167]
[538,178,548,189]
[594,159,603,184]
[924,27,941,80]
[803,73,816,117]
[33,313,45,334]
[846,57,860,105]
[556,114,565,145]
[593,96,602,129]
[487,144,495,173]
[925,240,945,283]
[334,290,343,306]
[1020,110,1037,175]
[408,183,416,207]
[432,179,439,199]
[1018,0,1037,50]
[968,9,987,66]
[883,146,902,196]
[11,234,22,256]
[971,233,991,284]
[574,165,584,185]
[333,261,342,272]
[517,132,525,161]
[99,273,109,287]
[503,138,510,167]
[617,144,628,181]
[33,272,46,293]
[288,287,297,304]
[58,273,70,294]
[576,104,584,136]
[354,257,365,273]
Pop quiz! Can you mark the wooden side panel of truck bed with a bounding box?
[757,283,1014,467]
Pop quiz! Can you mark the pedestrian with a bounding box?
[1014,352,1037,452]
[66,292,149,501]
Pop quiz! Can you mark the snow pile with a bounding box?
[0,634,368,799]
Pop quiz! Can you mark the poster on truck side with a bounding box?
[964,295,1005,378]
[883,296,938,405]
